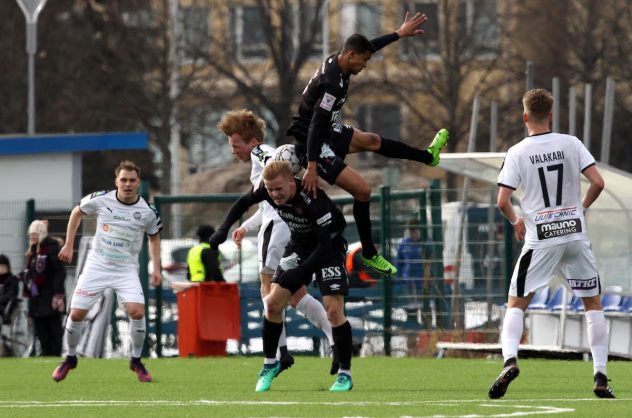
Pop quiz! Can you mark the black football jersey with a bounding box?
[286,54,349,142]
[252,178,346,249]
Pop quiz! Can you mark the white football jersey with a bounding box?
[80,190,162,270]
[250,144,283,225]
[497,132,595,249]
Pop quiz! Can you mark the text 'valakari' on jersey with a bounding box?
[497,132,595,249]
[80,190,162,270]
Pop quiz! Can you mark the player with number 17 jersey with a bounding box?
[497,132,595,249]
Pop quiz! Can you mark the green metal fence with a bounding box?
[1,182,513,358]
[151,181,512,357]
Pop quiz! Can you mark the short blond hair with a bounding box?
[217,109,266,142]
[262,160,293,181]
[523,89,553,122]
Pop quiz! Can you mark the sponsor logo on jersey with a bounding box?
[252,145,268,163]
[319,92,336,112]
[113,215,132,222]
[90,191,107,199]
[568,277,597,290]
[316,212,332,226]
[103,224,109,232]
[534,207,578,222]
[536,218,582,240]
[134,212,141,220]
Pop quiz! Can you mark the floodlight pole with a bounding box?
[17,0,48,135]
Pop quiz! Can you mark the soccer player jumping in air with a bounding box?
[287,11,448,277]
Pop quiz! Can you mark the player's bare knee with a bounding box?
[288,287,307,308]
[126,305,145,320]
[354,183,371,201]
[326,305,345,324]
[365,132,381,151]
[264,297,284,316]
[69,309,87,322]
[129,310,145,320]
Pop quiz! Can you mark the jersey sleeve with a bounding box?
[312,75,340,118]
[79,191,106,215]
[497,149,520,190]
[576,138,596,171]
[146,204,162,236]
[251,144,272,169]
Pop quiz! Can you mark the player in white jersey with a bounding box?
[218,110,336,374]
[52,160,162,383]
[489,89,614,399]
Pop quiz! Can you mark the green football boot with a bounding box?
[427,128,449,167]
[329,373,353,392]
[362,253,397,276]
[255,362,281,392]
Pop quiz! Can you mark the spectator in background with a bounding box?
[187,224,225,282]
[396,218,428,297]
[23,220,66,356]
[0,254,20,321]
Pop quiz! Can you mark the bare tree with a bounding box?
[180,0,327,146]
[501,0,632,171]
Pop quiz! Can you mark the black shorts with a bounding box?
[294,124,354,185]
[272,237,349,296]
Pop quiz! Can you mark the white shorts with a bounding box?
[258,218,291,274]
[509,239,600,298]
[70,267,145,310]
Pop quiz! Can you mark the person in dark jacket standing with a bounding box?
[24,220,66,356]
[0,254,20,321]
[187,224,225,282]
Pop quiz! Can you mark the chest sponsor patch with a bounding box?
[319,93,336,112]
[536,218,582,240]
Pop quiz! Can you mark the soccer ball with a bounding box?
[270,144,303,175]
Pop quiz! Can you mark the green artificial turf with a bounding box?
[0,356,628,417]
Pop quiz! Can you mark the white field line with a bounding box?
[0,398,626,408]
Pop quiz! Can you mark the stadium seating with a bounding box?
[546,286,566,310]
[568,296,584,312]
[602,287,623,312]
[619,296,632,313]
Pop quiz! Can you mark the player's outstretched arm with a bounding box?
[370,12,428,52]
[210,192,260,249]
[59,205,83,264]
[395,11,427,38]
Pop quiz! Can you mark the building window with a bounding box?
[340,2,382,41]
[458,0,498,57]
[180,6,210,61]
[400,1,439,58]
[355,104,401,165]
[231,5,268,61]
